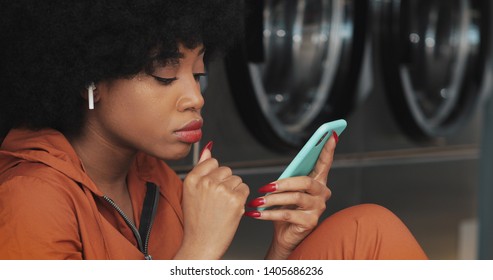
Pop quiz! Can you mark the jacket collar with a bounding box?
[1,128,105,194]
[1,128,174,197]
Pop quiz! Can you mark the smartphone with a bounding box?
[279,119,346,179]
[257,119,347,210]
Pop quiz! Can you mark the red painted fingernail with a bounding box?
[244,210,261,218]
[258,182,277,193]
[247,197,265,208]
[332,131,339,144]
[199,141,214,158]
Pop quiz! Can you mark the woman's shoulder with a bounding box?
[0,161,83,199]
[0,162,87,230]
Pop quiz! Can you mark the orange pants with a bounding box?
[288,204,428,259]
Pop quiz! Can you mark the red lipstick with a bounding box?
[175,119,203,143]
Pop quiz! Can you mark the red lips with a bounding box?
[175,119,203,143]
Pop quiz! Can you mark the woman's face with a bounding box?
[91,45,206,160]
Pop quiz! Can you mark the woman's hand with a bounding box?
[245,132,338,260]
[174,142,250,259]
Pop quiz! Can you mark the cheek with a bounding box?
[101,86,174,136]
[120,95,173,134]
[122,83,170,115]
[98,81,188,157]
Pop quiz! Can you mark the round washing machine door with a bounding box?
[225,0,368,150]
[376,0,492,142]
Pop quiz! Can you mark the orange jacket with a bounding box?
[0,128,184,259]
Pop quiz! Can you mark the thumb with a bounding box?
[198,141,214,164]
[310,132,337,182]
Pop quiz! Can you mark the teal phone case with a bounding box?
[279,119,346,179]
[257,119,347,210]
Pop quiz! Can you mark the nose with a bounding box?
[176,76,205,112]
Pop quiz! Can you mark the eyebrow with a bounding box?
[164,58,181,67]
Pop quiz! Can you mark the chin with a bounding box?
[167,152,190,161]
[147,142,194,161]
[163,144,193,160]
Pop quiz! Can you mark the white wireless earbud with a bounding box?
[87,83,96,110]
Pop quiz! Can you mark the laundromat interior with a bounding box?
[166,0,493,260]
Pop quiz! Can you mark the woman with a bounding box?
[0,0,427,260]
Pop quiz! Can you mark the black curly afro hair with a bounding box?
[0,0,243,137]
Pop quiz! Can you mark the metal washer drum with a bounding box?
[225,0,369,151]
[375,0,492,142]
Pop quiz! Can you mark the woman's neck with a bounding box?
[68,124,136,195]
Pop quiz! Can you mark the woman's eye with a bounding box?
[151,75,177,86]
[194,73,207,82]
[151,73,206,85]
